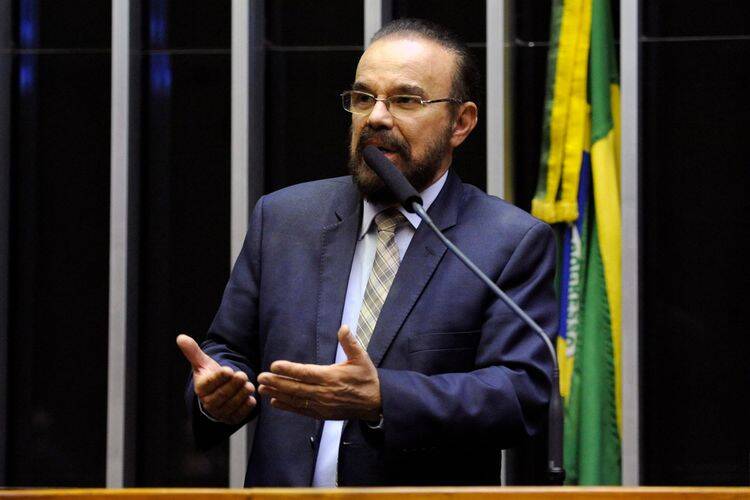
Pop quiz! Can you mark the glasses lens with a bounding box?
[341,91,426,117]
[348,91,375,114]
[389,95,422,113]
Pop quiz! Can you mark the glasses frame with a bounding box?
[340,90,463,117]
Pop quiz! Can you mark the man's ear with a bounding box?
[450,101,478,149]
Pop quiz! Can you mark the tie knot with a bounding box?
[374,208,407,234]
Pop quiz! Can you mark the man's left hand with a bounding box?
[257,325,381,421]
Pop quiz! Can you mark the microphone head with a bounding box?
[362,145,423,213]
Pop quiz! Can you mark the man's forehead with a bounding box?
[354,36,455,95]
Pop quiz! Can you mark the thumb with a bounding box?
[176,334,216,372]
[338,325,366,361]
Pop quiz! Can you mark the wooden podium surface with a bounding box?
[1,488,750,499]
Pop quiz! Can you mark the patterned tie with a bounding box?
[355,208,408,349]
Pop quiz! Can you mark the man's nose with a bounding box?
[366,100,394,129]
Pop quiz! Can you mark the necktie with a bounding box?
[355,208,408,349]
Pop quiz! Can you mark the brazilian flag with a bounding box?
[532,0,622,485]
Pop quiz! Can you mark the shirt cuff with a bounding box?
[198,399,222,423]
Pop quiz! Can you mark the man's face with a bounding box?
[348,36,459,204]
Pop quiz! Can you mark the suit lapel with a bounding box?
[315,182,362,367]
[366,171,463,367]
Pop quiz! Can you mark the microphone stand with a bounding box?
[411,201,566,486]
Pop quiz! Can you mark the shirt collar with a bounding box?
[359,169,449,240]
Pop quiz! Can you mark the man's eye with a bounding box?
[352,93,374,106]
[391,96,421,108]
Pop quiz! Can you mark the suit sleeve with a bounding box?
[185,196,265,449]
[375,221,558,451]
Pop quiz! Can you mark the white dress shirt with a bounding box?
[311,170,449,487]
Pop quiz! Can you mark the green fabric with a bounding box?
[534,1,622,483]
[563,0,622,485]
[589,0,617,143]
[564,199,621,485]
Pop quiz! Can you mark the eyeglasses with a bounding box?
[340,90,463,118]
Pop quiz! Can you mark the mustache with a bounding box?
[356,128,410,156]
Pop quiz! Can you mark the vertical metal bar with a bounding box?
[364,0,383,47]
[620,0,640,486]
[229,0,250,488]
[0,0,11,486]
[485,0,510,200]
[107,0,130,488]
[487,0,512,483]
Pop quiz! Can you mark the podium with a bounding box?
[1,488,750,499]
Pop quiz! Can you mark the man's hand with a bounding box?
[257,325,381,421]
[176,334,256,425]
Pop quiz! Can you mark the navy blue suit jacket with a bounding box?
[187,171,558,486]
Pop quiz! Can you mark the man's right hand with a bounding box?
[176,334,256,425]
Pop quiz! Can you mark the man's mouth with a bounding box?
[364,144,399,156]
[369,147,401,164]
[357,132,407,160]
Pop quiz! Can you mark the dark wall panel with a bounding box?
[5,0,111,487]
[454,45,486,193]
[392,0,486,44]
[266,0,362,47]
[264,49,358,192]
[133,0,231,487]
[514,0,552,44]
[140,0,230,49]
[263,0,363,193]
[511,0,551,212]
[511,43,548,212]
[640,0,750,486]
[7,52,110,487]
[641,36,750,486]
[135,51,231,487]
[643,0,750,38]
[0,2,11,486]
[11,0,111,49]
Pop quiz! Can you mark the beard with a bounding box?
[347,125,452,205]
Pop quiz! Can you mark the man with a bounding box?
[177,18,557,486]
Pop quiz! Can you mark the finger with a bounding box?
[225,395,257,424]
[337,324,365,360]
[267,361,329,384]
[203,382,245,416]
[257,373,320,399]
[260,385,335,414]
[259,385,303,407]
[270,398,319,419]
[194,365,234,397]
[176,334,216,372]
[202,370,249,408]
[215,380,255,417]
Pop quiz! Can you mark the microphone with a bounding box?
[362,145,423,213]
[363,146,566,485]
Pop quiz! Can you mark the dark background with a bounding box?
[638,0,750,486]
[1,0,749,487]
[4,0,111,486]
[134,0,231,487]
